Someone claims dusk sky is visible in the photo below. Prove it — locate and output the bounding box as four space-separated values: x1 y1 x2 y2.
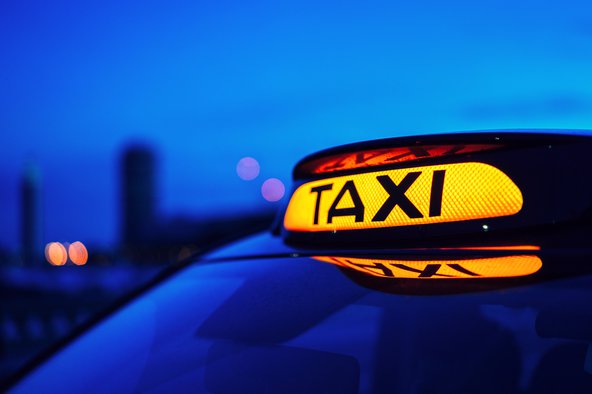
2 0 592 249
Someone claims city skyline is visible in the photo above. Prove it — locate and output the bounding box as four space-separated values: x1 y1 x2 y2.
3 0 592 248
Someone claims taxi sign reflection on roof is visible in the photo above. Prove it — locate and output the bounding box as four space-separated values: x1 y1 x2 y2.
314 255 542 279
299 144 499 174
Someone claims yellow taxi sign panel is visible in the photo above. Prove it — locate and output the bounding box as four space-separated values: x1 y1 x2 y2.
284 162 522 232
314 255 542 279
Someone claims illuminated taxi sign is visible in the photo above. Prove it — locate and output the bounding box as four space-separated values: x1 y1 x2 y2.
314 255 542 279
284 162 522 232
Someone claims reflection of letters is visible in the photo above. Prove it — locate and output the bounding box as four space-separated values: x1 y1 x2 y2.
316 255 539 279
344 259 394 277
393 263 447 278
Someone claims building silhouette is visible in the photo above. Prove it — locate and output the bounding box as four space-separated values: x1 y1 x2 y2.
118 143 276 263
120 145 156 251
20 162 42 265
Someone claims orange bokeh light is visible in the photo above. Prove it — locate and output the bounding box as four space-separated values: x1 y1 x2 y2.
45 242 68 266
68 241 88 266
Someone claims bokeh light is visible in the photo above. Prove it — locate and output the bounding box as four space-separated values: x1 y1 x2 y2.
261 178 285 202
236 157 260 181
68 241 88 266
44 242 68 266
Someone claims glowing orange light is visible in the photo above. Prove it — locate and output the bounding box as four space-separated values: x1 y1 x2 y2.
439 245 540 251
299 144 499 175
68 241 88 266
284 162 522 232
313 255 542 279
45 242 68 266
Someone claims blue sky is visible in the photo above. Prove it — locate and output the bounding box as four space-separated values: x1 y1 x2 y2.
2 0 592 249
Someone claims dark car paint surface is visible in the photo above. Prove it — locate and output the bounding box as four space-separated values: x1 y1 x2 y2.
10 233 592 393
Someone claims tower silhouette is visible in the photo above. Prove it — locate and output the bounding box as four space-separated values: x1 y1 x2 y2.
21 163 41 265
121 145 156 250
